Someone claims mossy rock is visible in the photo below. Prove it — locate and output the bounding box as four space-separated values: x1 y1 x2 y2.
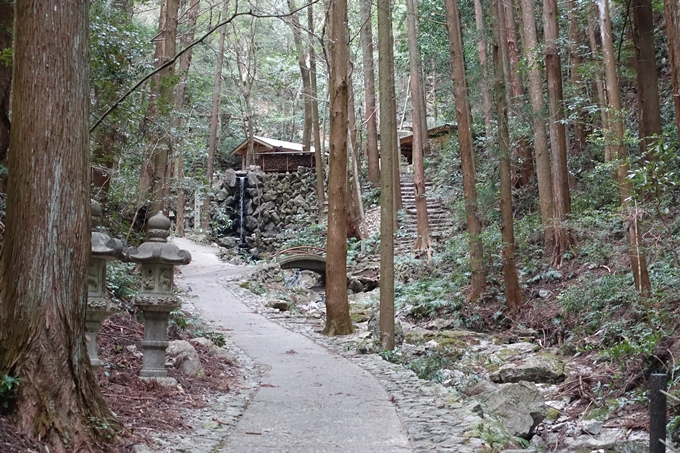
404 329 473 347
350 310 371 323
546 407 561 421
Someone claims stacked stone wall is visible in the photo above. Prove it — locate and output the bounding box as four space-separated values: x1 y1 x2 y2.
211 166 318 254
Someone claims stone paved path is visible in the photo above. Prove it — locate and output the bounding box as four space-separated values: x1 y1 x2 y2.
173 238 413 453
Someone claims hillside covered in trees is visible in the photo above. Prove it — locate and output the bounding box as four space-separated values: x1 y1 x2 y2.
2 0 680 450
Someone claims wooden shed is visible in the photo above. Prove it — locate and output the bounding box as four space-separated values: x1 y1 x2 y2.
230 136 316 173
398 124 456 164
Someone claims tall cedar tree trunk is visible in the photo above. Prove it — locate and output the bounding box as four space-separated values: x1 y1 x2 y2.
202 5 228 231
347 64 367 239
543 0 572 266
492 0 522 312
139 0 179 214
0 1 119 450
360 0 380 187
359 0 380 186
378 0 397 349
665 0 680 139
519 0 556 253
0 1 12 167
406 0 432 257
324 0 354 336
588 13 611 160
568 0 587 154
474 0 493 140
502 0 533 187
308 5 326 220
445 0 486 302
288 0 312 149
175 0 201 237
348 134 368 239
347 64 359 166
632 0 662 161
598 0 651 296
413 3 429 149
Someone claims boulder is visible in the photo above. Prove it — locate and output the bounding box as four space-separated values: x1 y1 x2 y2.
267 299 291 311
247 170 262 187
216 188 228 202
367 310 404 346
560 429 648 453
219 236 238 248
490 353 566 384
245 215 258 232
167 340 204 377
477 381 547 439
224 168 237 188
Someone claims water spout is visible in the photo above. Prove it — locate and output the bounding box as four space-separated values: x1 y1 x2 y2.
238 176 246 247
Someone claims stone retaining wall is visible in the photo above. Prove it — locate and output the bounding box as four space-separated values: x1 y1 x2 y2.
211 166 319 254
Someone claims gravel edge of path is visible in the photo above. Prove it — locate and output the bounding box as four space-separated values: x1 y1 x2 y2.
219 279 513 453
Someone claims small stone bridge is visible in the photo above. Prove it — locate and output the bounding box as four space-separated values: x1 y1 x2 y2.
276 246 326 275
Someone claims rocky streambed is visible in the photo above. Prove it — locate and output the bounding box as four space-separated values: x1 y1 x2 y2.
232 262 651 453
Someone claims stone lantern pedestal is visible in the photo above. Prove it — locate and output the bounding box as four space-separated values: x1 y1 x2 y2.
85 201 124 372
126 212 191 381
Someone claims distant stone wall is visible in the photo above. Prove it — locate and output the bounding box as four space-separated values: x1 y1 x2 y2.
211 166 319 254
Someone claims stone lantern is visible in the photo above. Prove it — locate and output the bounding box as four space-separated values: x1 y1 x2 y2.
86 200 125 372
126 211 191 381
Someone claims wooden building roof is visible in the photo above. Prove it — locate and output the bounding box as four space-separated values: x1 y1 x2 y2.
230 136 315 156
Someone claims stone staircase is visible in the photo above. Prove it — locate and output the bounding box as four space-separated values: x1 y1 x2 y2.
350 174 454 280
395 173 454 254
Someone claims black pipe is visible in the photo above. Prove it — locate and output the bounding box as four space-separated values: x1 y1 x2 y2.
650 373 668 453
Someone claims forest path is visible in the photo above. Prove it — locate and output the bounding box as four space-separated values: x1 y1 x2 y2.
173 238 412 453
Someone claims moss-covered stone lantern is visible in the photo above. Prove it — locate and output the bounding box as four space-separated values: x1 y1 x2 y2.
126 211 191 380
86 200 125 373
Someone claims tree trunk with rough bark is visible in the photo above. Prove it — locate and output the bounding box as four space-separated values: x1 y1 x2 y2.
308 5 325 221
0 2 13 167
174 0 201 237
665 0 680 139
407 0 432 257
543 0 572 266
598 0 651 296
348 136 368 240
474 0 493 140
568 0 587 155
445 0 486 302
378 0 397 349
492 0 522 312
0 1 119 450
519 0 556 253
360 0 380 187
632 0 662 161
139 0 179 215
324 0 354 336
501 0 533 187
587 13 611 160
201 5 228 232
288 0 312 149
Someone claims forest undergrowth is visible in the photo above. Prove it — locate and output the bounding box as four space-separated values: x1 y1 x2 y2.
278 133 680 441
